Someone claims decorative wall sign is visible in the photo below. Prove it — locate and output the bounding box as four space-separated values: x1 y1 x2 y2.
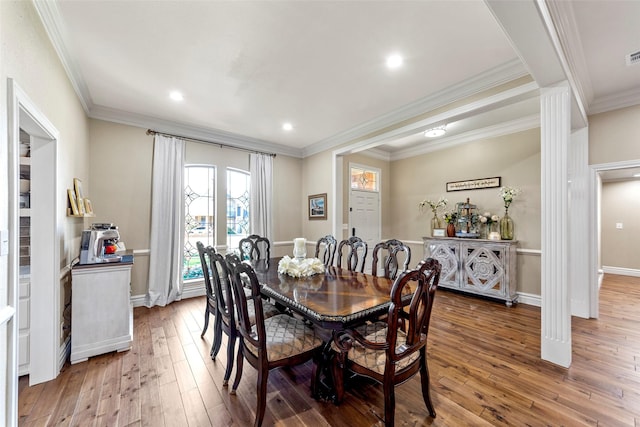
446 177 501 192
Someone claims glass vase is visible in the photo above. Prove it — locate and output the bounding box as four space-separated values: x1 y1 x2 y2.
431 213 441 232
500 209 514 240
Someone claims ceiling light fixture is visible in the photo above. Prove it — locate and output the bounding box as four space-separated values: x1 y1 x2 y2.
386 54 403 69
282 122 293 131
424 125 447 138
633 173 640 178
169 91 184 102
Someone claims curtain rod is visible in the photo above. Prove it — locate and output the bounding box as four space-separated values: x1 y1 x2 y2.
146 129 276 157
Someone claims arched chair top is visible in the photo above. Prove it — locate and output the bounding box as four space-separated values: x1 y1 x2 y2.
238 234 271 261
337 236 368 273
371 239 411 280
314 235 337 267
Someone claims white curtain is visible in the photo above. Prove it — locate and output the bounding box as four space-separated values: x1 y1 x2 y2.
249 153 273 240
146 134 185 307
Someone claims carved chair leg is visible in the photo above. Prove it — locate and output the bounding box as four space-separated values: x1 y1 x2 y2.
223 333 236 386
230 341 244 395
383 379 395 427
210 315 223 360
254 369 269 427
200 305 210 338
420 353 436 417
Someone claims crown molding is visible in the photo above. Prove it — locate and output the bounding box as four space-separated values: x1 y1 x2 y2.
588 88 640 115
90 105 304 158
390 114 540 161
33 0 93 114
302 59 529 158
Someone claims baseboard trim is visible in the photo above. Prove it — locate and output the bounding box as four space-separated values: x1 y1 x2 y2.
602 266 640 278
517 292 541 307
131 283 206 307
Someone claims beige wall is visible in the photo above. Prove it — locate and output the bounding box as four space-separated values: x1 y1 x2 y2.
88 119 303 295
390 128 542 295
601 180 640 270
1 1 91 344
589 104 640 165
302 150 335 242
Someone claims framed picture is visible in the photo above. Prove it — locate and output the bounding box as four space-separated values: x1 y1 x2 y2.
68 189 79 215
84 198 94 215
74 178 84 200
308 193 327 220
432 228 446 237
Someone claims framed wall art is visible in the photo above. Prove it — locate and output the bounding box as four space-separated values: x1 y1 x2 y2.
308 193 327 220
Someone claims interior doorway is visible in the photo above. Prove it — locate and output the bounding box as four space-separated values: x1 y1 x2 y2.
590 160 640 318
8 79 60 390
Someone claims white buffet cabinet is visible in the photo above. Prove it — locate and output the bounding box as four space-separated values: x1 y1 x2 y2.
423 237 518 306
71 258 133 363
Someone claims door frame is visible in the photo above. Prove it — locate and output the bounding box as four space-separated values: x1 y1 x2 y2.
589 158 640 318
7 79 60 390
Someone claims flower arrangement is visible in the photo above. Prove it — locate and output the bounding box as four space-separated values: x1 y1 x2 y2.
278 256 325 278
479 212 500 226
442 211 458 224
418 197 447 215
499 186 521 209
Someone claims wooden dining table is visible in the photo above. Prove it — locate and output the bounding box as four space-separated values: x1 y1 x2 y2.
250 257 402 331
249 257 413 402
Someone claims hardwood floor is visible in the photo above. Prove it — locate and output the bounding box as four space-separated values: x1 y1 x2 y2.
18 274 640 426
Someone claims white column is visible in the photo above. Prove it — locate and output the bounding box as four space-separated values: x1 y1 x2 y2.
540 82 572 367
568 127 590 318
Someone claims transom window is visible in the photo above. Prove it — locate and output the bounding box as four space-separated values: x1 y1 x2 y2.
351 166 379 192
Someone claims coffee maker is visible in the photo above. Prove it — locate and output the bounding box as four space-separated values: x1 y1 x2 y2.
79 223 122 264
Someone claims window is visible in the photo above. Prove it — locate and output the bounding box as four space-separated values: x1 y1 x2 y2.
351 166 379 191
183 166 215 280
227 168 250 249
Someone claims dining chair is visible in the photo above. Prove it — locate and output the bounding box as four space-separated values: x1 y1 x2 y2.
331 258 442 426
314 234 337 267
196 242 222 356
239 234 271 261
210 253 281 386
371 239 411 280
337 236 368 273
226 254 324 427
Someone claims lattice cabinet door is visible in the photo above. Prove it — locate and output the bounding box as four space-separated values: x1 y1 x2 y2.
424 240 460 290
461 244 507 297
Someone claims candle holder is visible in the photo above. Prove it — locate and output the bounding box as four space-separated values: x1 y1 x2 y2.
293 238 306 260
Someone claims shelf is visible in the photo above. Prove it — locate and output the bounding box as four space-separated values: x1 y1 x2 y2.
19 208 31 217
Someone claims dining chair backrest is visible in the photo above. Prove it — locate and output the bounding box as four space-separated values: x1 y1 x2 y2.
210 251 235 330
337 236 368 273
196 241 222 344
314 234 337 267
225 254 265 347
239 234 271 261
387 258 440 352
371 239 411 280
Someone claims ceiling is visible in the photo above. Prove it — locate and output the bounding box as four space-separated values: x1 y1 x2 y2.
35 1 640 159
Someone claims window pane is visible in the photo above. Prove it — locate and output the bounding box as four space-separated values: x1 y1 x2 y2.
227 169 250 249
183 166 215 280
351 167 378 191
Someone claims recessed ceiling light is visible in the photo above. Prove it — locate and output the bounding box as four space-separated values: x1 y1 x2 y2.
386 54 403 69
424 125 447 138
282 122 293 131
633 173 640 178
169 91 184 101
